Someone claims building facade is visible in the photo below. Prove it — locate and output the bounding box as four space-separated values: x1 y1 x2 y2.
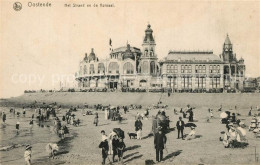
75 24 246 92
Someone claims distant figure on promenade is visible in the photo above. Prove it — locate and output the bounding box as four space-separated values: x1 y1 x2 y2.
24 145 32 165
154 127 167 162
135 118 143 140
23 107 26 117
2 112 6 123
176 117 185 139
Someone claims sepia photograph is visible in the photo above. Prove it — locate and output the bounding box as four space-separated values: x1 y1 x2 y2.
0 0 260 164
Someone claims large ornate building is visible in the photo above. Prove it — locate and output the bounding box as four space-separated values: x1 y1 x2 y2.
75 24 246 92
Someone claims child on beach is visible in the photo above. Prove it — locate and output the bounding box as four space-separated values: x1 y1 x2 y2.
24 145 32 165
99 136 109 165
117 138 126 162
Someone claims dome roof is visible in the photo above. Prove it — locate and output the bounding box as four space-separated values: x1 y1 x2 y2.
123 44 135 60
83 53 88 61
143 24 154 43
88 48 96 62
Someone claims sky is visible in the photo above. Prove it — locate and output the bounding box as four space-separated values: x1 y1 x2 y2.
1 0 260 98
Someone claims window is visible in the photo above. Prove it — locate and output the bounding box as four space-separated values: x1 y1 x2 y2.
210 77 220 88
181 65 192 73
181 77 192 89
90 64 95 74
195 77 206 89
108 62 119 74
210 65 220 74
195 65 206 73
123 62 134 74
98 63 105 74
167 64 178 74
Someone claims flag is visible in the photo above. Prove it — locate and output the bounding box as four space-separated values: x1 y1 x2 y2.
109 38 112 46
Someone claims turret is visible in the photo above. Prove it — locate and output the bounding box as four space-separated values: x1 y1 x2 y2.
222 34 234 62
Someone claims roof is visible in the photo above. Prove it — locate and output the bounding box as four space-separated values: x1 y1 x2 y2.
224 34 232 45
165 51 222 62
143 24 155 43
111 46 141 54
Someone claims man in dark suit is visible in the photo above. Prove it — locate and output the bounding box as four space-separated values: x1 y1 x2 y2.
176 117 185 139
154 127 167 162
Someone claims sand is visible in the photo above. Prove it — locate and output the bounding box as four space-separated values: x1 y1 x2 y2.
0 92 260 164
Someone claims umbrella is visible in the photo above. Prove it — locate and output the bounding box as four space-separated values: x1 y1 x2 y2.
185 123 197 127
237 127 246 136
220 112 228 119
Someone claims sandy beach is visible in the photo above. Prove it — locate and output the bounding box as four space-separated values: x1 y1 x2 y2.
0 92 260 164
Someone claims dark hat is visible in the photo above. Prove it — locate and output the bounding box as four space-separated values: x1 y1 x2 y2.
25 145 32 150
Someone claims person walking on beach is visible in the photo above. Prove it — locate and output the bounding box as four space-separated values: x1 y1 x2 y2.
29 120 33 129
154 127 167 162
16 121 20 134
108 130 117 155
99 136 109 165
112 135 119 162
176 117 185 139
94 113 99 126
2 112 6 123
188 109 194 122
117 137 126 163
24 145 32 165
135 118 143 140
23 107 26 117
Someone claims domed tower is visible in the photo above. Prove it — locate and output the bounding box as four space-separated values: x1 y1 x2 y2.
83 53 88 62
123 43 135 60
222 34 234 62
140 24 158 75
88 48 97 62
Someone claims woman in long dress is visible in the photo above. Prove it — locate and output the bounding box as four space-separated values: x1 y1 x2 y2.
105 109 108 120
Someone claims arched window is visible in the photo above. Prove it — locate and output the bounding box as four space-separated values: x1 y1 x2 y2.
90 64 95 74
142 61 149 73
123 62 134 74
108 62 119 74
150 61 155 74
98 63 105 74
84 65 87 74
145 49 148 56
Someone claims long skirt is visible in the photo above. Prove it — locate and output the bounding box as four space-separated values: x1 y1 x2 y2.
137 130 142 139
108 140 113 155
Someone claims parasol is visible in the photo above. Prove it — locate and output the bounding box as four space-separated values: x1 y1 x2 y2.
185 123 197 127
237 127 246 136
220 112 228 119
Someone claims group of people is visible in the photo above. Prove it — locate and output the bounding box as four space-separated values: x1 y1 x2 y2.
99 130 126 164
